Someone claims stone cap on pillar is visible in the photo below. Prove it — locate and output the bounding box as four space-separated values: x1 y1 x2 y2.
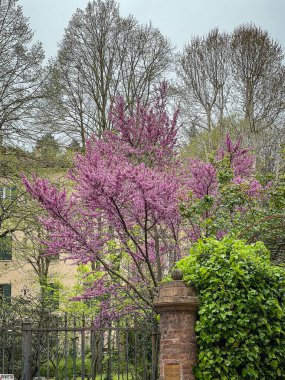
154 271 199 313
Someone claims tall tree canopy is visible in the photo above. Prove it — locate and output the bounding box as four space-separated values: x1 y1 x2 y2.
0 0 44 146
38 0 173 148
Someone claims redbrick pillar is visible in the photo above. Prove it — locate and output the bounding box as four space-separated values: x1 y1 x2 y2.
154 269 199 380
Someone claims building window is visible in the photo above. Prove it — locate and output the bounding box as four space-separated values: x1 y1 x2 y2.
0 283 11 304
0 235 12 260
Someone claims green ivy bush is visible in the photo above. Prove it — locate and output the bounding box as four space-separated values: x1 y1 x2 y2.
177 237 285 379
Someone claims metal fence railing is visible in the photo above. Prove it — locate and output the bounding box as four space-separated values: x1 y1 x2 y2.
0 313 159 380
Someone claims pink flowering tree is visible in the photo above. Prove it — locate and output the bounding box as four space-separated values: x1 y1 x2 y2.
23 84 184 322
23 78 280 322
180 133 271 242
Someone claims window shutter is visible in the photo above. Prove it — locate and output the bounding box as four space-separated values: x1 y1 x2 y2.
0 236 12 260
3 283 11 301
0 283 11 304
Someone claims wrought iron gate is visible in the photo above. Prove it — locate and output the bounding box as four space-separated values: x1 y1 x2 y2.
0 314 159 380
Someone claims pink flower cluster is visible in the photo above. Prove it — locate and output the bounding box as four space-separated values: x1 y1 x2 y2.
216 133 255 178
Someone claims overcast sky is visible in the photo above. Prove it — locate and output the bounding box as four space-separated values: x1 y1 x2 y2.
18 0 285 61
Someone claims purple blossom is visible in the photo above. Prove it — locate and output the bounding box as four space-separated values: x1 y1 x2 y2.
216 133 255 178
186 159 218 199
246 180 263 197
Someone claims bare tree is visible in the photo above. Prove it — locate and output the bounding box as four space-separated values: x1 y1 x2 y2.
38 0 173 147
231 24 285 134
176 28 231 148
230 24 285 174
0 0 44 146
177 24 285 173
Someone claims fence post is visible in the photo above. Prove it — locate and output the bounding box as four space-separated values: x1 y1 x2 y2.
151 324 158 380
154 269 199 380
22 321 32 380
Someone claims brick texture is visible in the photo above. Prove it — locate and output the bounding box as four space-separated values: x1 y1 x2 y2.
154 280 198 380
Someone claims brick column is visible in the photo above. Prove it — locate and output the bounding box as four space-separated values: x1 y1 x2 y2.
154 269 199 380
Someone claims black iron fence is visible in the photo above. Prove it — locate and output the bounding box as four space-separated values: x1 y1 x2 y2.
0 313 159 380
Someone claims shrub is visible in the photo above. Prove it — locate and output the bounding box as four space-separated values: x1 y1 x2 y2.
43 357 91 378
177 237 285 379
